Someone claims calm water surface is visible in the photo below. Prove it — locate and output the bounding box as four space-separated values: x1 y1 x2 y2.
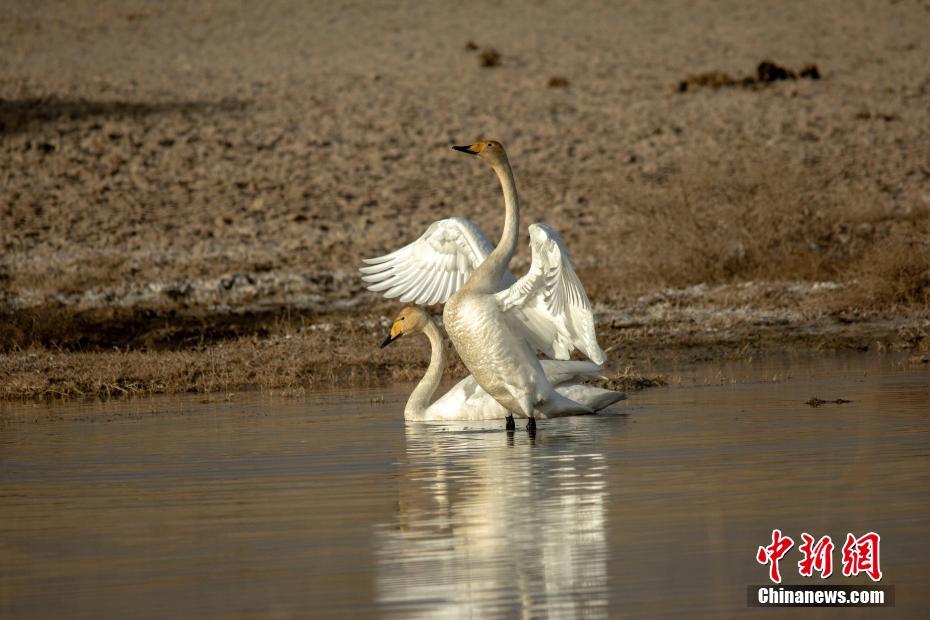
2 353 929 618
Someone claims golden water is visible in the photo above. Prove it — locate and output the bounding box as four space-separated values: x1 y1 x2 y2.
2 353 928 618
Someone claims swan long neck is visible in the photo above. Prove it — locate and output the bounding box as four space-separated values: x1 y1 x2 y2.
469 157 519 291
404 319 446 418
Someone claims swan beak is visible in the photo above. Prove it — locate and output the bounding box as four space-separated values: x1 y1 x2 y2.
452 144 479 155
381 322 403 348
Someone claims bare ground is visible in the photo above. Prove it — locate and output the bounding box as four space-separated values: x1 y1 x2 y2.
2 1 929 400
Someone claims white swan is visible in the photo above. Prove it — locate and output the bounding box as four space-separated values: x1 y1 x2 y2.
381 306 624 422
362 140 606 429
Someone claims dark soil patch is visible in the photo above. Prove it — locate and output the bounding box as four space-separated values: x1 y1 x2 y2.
0 305 311 352
805 397 852 407
678 60 821 93
0 96 248 135
478 48 501 67
854 111 899 122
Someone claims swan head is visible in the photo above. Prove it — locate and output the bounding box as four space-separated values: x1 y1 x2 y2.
380 306 429 348
451 140 507 166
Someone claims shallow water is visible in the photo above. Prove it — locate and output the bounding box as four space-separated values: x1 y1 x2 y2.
2 353 929 618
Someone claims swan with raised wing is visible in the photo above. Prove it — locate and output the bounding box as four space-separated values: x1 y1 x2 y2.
361 140 605 430
381 306 624 422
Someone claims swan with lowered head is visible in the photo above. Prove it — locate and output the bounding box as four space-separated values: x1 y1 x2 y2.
361 140 606 430
381 306 625 422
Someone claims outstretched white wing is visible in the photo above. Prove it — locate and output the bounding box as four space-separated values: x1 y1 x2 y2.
496 223 606 365
359 217 495 306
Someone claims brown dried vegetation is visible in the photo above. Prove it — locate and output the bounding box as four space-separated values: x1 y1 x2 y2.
616 151 930 301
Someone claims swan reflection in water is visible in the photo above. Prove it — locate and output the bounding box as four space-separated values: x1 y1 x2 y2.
375 416 624 618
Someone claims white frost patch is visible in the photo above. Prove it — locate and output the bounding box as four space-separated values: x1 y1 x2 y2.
598 280 847 325
5 270 366 313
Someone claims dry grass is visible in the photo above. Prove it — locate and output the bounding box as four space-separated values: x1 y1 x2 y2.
854 237 930 307
605 148 930 309
596 366 668 392
0 316 448 401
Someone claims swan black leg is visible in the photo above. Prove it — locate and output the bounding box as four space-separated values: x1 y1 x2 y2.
526 417 537 432
505 415 515 431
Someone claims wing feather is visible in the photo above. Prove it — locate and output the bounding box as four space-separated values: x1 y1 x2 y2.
495 223 606 365
359 217 494 305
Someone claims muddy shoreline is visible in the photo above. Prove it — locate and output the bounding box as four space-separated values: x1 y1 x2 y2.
3 279 927 401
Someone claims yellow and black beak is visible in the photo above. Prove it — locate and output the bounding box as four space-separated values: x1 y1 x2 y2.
380 322 403 348
452 143 479 155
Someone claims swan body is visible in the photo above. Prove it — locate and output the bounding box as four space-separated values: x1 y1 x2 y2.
362 140 605 421
382 307 624 421
443 287 590 419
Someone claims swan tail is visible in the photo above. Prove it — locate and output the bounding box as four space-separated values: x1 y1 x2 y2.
556 384 626 412
537 390 594 418
540 360 603 386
